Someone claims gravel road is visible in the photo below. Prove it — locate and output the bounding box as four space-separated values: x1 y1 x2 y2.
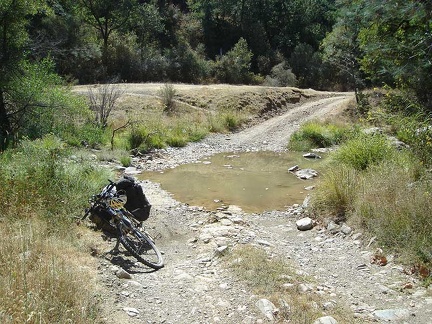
91 91 432 324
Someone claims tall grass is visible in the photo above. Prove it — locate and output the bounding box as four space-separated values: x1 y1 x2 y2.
0 135 112 322
158 83 177 115
0 220 99 324
312 136 432 266
312 165 360 221
351 157 432 263
331 133 394 171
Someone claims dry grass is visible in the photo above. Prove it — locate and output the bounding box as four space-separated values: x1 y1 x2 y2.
225 245 358 323
0 219 100 323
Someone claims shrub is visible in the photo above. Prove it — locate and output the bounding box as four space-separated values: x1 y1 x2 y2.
65 122 110 148
120 155 132 167
263 61 297 87
158 83 177 115
0 135 112 219
166 135 188 147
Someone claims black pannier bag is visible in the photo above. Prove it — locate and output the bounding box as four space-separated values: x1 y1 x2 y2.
89 204 117 234
115 175 151 222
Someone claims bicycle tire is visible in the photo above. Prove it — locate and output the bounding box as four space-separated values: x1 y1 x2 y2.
120 227 164 269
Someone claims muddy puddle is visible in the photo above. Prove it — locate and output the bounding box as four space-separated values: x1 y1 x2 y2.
140 151 325 213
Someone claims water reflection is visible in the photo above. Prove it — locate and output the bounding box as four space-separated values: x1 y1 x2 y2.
140 151 324 213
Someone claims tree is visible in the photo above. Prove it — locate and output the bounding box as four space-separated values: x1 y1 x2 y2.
78 0 135 77
323 0 432 108
0 0 48 150
357 0 432 108
87 82 124 128
214 37 254 84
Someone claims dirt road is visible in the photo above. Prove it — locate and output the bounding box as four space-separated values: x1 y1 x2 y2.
91 88 432 324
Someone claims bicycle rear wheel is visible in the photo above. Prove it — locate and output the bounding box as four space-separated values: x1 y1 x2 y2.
120 227 164 269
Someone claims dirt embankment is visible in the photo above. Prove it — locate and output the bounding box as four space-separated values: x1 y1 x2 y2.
85 85 432 324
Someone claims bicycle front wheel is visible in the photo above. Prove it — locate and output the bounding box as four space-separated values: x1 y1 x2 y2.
120 227 164 269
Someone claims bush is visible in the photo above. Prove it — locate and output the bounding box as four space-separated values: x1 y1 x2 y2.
120 155 132 167
312 139 432 266
7 59 90 145
128 126 165 152
0 135 112 219
312 165 360 220
65 122 110 148
263 61 297 87
158 83 177 115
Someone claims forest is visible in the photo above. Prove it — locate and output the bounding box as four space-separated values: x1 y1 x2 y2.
0 0 431 149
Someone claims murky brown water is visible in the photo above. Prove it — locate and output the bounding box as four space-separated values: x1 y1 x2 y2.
140 151 325 213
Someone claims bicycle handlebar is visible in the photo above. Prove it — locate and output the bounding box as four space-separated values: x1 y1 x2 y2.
81 179 116 220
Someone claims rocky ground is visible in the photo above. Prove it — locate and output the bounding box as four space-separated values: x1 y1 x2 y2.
88 91 432 324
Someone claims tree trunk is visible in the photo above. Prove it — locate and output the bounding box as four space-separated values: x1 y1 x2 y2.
0 89 11 150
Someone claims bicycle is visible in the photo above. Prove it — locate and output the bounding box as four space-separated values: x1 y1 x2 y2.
82 179 164 270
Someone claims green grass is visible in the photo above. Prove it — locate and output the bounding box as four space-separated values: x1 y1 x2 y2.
331 133 395 171
288 120 355 151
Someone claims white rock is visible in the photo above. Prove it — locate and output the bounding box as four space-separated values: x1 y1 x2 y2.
123 307 139 317
340 224 352 235
372 309 410 321
256 298 277 321
313 316 338 324
116 269 132 279
296 217 314 231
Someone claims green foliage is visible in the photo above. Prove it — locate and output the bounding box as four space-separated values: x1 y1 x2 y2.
0 135 112 219
289 43 322 88
205 109 249 133
288 121 355 151
214 38 254 84
366 93 432 166
1 58 91 147
263 61 297 87
312 165 360 221
65 122 110 148
355 154 431 263
127 115 210 152
320 2 365 90
120 155 132 167
325 0 432 107
357 1 432 103
331 133 395 171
